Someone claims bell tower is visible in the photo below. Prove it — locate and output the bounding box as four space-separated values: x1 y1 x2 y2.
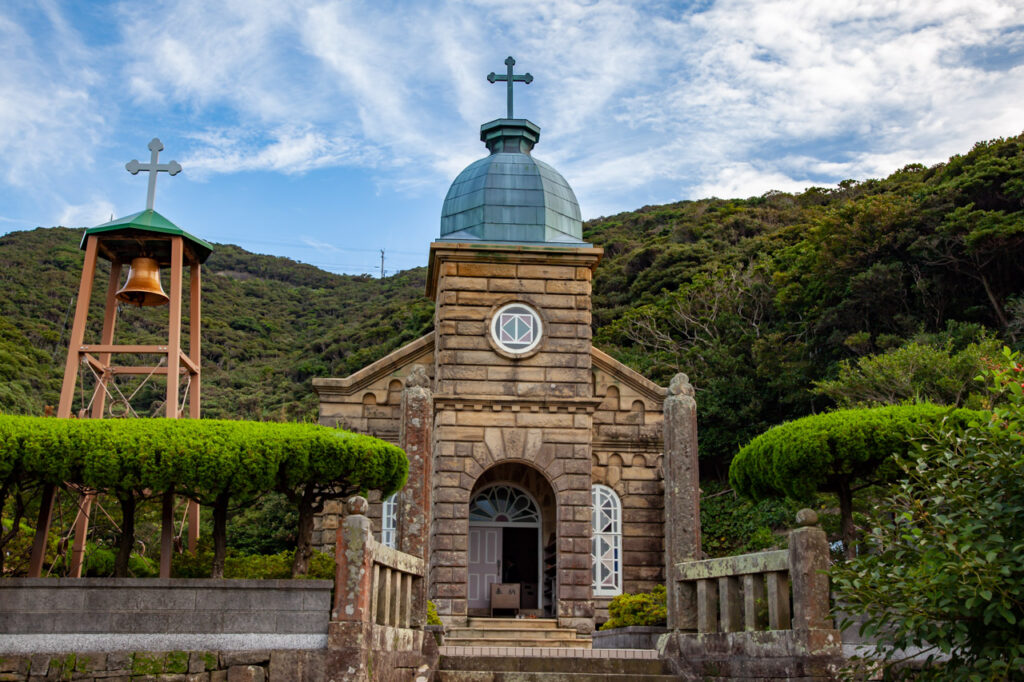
28 138 213 579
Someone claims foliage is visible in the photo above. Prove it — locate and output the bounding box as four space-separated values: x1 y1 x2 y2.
699 480 802 558
729 404 982 557
599 585 667 630
1 135 1022 478
812 335 1000 409
172 547 335 580
426 600 442 626
0 415 405 577
831 348 1024 679
227 492 298 555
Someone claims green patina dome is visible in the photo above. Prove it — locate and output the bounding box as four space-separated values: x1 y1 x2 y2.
440 119 584 244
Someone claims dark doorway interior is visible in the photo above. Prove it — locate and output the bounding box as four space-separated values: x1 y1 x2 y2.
502 526 539 610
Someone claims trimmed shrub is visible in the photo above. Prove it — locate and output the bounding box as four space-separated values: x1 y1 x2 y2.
729 404 982 557
0 415 406 578
599 585 667 630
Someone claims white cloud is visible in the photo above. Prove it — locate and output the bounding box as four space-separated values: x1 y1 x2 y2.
57 198 117 228
0 6 105 188
183 126 382 176
3 0 1024 237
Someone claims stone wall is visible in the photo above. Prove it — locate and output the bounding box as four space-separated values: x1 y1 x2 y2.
0 649 326 682
427 243 602 633
0 578 332 654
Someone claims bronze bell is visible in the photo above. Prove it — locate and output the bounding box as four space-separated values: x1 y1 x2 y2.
116 257 169 307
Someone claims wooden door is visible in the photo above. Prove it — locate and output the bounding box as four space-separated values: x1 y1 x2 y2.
468 526 502 609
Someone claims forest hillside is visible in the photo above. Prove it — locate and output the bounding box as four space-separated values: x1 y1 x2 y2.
2 132 1022 474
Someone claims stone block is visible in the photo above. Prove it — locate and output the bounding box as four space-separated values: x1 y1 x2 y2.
488 277 546 293
456 410 515 427
545 367 590 382
226 665 265 682
545 279 590 294
517 264 575 280
459 262 516 278
441 275 487 290
456 290 502 307
219 652 270 668
0 656 28 674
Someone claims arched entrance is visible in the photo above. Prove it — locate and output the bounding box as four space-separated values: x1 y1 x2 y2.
467 464 557 616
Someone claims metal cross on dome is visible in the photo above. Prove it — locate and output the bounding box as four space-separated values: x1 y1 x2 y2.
125 138 182 211
487 56 533 119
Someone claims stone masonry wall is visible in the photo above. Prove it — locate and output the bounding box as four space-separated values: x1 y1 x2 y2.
0 578 331 654
427 243 602 634
0 649 325 682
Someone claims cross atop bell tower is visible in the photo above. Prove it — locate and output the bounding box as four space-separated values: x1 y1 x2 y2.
126 138 182 211
487 56 533 119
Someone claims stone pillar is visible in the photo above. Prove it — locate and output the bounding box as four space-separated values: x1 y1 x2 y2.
398 364 432 627
663 373 700 631
327 497 374 682
788 509 833 632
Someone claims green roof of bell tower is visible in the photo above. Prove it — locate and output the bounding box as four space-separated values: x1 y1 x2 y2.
439 57 586 245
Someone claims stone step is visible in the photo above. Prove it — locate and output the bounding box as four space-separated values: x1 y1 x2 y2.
467 617 560 629
444 637 592 648
447 627 578 640
439 653 666 676
437 672 678 681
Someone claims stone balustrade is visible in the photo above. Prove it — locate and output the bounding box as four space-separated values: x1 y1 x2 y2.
659 510 842 681
678 548 793 634
328 496 432 681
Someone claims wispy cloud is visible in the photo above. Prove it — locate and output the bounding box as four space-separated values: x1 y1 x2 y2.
0 4 105 188
57 198 117 228
2 0 1024 242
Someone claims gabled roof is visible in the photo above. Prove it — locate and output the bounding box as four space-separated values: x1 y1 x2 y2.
312 333 435 401
312 331 667 406
83 209 213 265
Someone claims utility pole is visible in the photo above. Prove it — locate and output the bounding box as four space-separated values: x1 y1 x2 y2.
380 249 385 279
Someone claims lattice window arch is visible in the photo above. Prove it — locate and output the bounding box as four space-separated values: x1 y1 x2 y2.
469 484 541 525
591 484 622 597
381 493 398 549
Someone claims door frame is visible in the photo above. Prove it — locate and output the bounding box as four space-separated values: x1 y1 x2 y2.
467 483 544 611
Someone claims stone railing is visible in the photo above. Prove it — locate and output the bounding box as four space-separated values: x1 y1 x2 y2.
659 510 842 681
328 496 432 682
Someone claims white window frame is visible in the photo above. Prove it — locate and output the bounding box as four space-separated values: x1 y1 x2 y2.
591 484 623 597
381 493 398 549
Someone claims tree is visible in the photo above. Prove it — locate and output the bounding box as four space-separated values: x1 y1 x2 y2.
812 337 1000 409
831 348 1024 678
729 404 980 558
275 426 407 577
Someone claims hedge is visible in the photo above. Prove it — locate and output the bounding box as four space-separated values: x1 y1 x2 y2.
0 415 407 577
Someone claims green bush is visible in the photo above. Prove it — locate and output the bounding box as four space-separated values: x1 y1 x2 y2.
426 600 442 626
0 415 406 578
700 480 801 557
832 348 1024 678
172 548 334 579
729 403 982 557
599 585 667 630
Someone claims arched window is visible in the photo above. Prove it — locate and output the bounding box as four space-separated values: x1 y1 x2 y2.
381 493 397 549
592 484 622 596
469 484 540 524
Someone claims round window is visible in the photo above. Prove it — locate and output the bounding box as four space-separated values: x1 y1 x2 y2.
490 302 543 355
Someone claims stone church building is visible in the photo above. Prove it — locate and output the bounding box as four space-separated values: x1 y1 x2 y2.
312 110 695 634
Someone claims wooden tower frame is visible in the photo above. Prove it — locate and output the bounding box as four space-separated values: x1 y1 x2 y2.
28 212 212 578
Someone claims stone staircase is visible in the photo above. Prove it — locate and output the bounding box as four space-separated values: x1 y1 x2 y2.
437 618 677 681
443 617 590 649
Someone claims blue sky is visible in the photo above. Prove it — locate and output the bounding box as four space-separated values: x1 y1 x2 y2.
2 0 1023 275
